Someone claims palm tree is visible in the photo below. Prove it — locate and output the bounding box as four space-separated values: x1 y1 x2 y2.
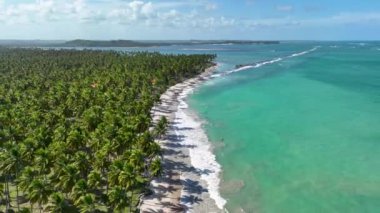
107 186 129 212
118 163 145 212
0 183 4 205
19 138 38 163
0 146 23 211
18 166 37 209
72 179 89 202
108 160 123 187
0 152 11 212
73 151 90 179
19 208 32 213
34 148 51 179
75 193 98 213
93 144 112 193
18 167 36 192
66 128 85 151
45 192 69 213
118 163 136 189
149 158 162 178
55 164 80 195
136 132 154 154
28 179 52 213
128 149 144 173
87 170 102 189
154 116 168 139
145 141 161 159
0 49 216 212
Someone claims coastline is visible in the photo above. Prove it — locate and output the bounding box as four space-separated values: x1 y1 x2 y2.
140 65 226 212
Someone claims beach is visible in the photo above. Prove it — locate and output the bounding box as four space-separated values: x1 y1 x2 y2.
140 65 226 213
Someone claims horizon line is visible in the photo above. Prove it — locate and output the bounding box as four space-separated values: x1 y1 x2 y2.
0 39 379 42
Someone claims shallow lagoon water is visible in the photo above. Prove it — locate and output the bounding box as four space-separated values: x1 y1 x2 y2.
188 42 380 212
60 42 380 212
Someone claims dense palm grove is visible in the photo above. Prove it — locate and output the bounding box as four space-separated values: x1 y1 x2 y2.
0 48 215 212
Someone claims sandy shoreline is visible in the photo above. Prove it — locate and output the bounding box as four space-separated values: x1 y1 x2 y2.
140 65 225 213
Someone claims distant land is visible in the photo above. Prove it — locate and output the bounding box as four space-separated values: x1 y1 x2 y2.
0 39 280 47
0 40 64 47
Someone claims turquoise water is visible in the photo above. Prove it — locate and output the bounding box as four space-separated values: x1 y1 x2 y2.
187 42 380 212
58 42 380 212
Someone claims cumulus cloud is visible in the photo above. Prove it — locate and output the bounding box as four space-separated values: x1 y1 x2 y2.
108 1 156 25
0 0 379 33
0 0 229 27
1 0 58 23
0 0 82 23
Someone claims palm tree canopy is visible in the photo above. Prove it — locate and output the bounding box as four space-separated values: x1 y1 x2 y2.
0 47 215 212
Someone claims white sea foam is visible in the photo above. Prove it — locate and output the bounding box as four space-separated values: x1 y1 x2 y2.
212 43 234 46
350 42 368 47
182 48 227 51
222 46 320 76
255 57 283 66
175 86 227 210
211 73 223 78
229 65 255 73
288 46 319 58
169 46 320 210
225 57 283 75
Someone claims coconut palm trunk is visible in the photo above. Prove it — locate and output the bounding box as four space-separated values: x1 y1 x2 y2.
130 190 134 212
15 169 20 211
5 174 10 212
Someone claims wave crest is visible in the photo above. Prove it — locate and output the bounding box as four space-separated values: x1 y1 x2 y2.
176 87 227 210
222 46 320 76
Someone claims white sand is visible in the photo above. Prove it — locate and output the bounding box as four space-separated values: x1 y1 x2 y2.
140 66 225 213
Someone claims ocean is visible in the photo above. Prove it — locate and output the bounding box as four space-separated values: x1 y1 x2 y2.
51 42 380 212
184 42 380 212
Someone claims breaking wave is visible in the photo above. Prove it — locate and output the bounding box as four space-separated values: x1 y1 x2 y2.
212 46 320 78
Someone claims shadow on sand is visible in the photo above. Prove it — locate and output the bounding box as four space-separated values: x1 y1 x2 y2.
142 109 213 212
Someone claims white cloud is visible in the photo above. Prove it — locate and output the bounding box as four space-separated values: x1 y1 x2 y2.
331 12 380 24
0 0 379 34
0 0 225 26
243 12 380 30
276 5 293 12
0 0 58 23
110 1 155 22
244 18 299 29
66 0 86 14
296 12 380 27
205 3 217 11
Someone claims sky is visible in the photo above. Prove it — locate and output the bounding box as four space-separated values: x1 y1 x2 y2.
0 0 379 40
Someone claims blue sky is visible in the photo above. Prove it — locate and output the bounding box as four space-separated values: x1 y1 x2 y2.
0 0 379 40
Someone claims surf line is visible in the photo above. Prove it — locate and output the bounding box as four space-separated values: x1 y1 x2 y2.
212 46 320 77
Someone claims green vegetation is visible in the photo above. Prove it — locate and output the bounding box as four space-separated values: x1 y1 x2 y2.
0 48 215 212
